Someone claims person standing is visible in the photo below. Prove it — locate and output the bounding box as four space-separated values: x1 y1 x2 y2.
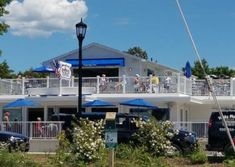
35 117 43 137
151 74 159 93
164 76 171 93
134 74 140 92
3 112 11 131
100 74 108 92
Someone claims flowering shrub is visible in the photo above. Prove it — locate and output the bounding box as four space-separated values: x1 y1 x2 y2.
70 118 105 162
131 119 175 156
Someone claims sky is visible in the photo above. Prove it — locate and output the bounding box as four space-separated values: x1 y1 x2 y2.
1 0 235 73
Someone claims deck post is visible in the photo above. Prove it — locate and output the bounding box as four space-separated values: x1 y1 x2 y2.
46 76 50 88
97 75 100 94
22 77 25 95
177 74 181 93
122 75 126 94
230 77 234 96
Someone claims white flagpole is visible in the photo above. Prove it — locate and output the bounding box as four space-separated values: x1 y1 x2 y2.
176 0 235 152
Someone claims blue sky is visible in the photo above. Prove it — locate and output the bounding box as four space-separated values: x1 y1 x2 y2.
1 0 235 73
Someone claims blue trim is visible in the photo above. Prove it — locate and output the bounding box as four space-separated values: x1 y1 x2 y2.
66 58 125 67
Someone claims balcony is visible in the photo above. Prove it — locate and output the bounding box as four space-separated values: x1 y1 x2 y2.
0 75 234 96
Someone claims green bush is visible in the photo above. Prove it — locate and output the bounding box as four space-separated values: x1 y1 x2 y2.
115 144 168 167
131 119 175 156
52 119 105 166
71 118 105 162
224 159 235 167
0 150 40 167
189 148 207 164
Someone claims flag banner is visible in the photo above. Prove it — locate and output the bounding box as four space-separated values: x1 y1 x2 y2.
51 60 72 79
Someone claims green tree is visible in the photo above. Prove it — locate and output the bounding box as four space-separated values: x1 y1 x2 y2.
126 46 148 60
0 0 11 55
0 60 14 78
191 59 210 79
184 58 235 79
210 66 235 78
19 68 48 78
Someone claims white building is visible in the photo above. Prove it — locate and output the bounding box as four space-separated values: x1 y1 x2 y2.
0 42 234 139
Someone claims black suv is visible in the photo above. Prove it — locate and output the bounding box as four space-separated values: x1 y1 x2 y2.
0 131 30 152
52 112 197 153
207 111 235 152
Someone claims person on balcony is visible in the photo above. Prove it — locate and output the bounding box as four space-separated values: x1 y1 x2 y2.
164 76 171 93
100 74 108 92
151 74 159 93
134 74 140 92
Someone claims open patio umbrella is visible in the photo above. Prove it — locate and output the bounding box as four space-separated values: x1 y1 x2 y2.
3 99 39 108
184 61 192 78
33 66 55 73
82 100 115 107
120 98 158 109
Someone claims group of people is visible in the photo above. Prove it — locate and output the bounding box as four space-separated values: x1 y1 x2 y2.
133 73 171 93
98 73 171 93
2 113 58 138
34 117 59 138
3 112 21 132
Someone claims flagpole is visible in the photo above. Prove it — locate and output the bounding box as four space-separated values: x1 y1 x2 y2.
176 0 235 152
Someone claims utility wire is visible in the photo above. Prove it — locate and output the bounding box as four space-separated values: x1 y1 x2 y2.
176 0 235 152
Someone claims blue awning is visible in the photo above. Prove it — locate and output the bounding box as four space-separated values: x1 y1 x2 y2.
66 58 125 67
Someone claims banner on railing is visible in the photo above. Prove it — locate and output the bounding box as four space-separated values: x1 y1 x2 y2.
51 60 72 79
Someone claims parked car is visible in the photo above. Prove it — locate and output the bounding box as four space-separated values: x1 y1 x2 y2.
169 129 197 154
52 112 197 154
0 131 30 152
207 111 235 152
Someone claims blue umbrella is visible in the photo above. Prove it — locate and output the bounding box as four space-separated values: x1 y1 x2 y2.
83 100 115 107
33 66 55 73
184 61 192 78
120 98 158 109
3 99 39 108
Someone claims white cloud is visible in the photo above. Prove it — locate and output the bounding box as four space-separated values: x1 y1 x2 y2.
2 0 88 37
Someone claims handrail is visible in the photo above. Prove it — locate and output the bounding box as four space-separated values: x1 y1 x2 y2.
0 76 234 96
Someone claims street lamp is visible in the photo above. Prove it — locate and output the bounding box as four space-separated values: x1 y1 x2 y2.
76 18 87 114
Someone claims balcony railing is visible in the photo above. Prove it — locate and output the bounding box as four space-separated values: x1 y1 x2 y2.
0 75 235 96
0 121 64 139
0 121 208 139
173 122 208 139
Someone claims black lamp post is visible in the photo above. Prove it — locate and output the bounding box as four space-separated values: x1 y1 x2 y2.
76 18 87 114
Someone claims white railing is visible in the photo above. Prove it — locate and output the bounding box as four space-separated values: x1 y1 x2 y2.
173 122 208 138
0 121 64 139
1 75 235 96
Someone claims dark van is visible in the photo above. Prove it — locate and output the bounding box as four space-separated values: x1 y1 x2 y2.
52 112 197 153
52 112 143 142
207 111 235 151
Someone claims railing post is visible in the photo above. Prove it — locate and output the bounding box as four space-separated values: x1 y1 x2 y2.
30 122 33 139
184 77 187 94
59 79 62 96
72 76 75 87
122 75 126 94
230 78 234 96
204 122 207 138
22 77 25 95
10 79 13 95
97 75 100 94
46 76 50 88
177 74 181 93
149 75 153 93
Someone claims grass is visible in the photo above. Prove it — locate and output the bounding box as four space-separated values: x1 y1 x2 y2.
25 153 227 167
